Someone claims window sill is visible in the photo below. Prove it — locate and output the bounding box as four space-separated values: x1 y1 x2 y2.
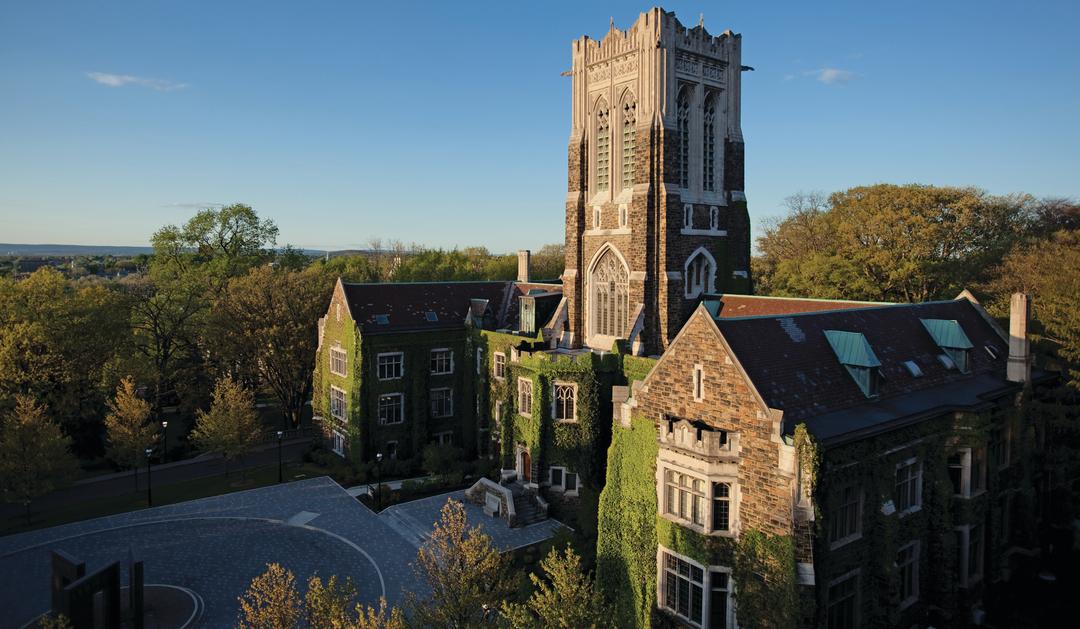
660 513 734 537
897 505 922 518
330 371 348 378
555 418 579 424
828 533 863 551
679 227 728 237
377 376 402 381
429 371 454 377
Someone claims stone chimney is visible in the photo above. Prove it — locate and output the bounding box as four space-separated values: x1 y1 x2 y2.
517 250 531 283
1006 293 1030 383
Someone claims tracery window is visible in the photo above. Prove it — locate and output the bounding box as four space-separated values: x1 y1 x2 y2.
553 382 577 422
677 87 691 188
589 248 629 338
596 101 611 192
622 98 636 189
685 250 715 298
703 92 717 191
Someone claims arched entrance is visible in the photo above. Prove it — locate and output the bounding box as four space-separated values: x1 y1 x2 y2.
517 448 532 483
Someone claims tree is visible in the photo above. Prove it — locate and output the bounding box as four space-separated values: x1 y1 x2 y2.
0 395 78 523
104 376 157 489
501 545 612 629
152 203 279 284
755 184 1035 302
213 265 333 428
407 498 515 627
304 574 356 629
190 375 261 476
237 563 302 629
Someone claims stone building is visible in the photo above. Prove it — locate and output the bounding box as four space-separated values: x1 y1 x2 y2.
310 8 1057 628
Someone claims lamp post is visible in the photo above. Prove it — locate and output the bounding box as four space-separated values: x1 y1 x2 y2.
276 430 284 483
144 447 153 507
161 420 169 463
375 452 383 511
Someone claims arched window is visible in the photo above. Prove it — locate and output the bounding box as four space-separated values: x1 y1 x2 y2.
622 97 637 189
596 101 611 192
677 86 691 188
703 91 717 191
685 249 716 298
590 248 629 338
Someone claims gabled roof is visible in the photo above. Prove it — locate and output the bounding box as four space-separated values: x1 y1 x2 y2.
711 298 1030 443
339 279 564 336
342 281 513 335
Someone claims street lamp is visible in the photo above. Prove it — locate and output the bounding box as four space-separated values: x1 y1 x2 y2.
276 430 284 483
144 447 153 507
161 420 169 463
375 452 383 511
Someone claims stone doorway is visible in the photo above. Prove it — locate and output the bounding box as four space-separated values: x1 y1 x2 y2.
517 449 531 483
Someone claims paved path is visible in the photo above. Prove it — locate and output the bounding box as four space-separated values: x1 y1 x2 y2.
0 477 566 627
0 439 311 522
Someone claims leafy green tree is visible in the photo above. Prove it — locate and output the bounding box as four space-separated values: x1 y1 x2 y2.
152 203 279 284
104 376 157 489
237 563 302 629
756 185 1035 302
213 265 333 428
0 395 78 523
501 545 613 629
190 375 261 476
407 498 515 627
0 268 130 455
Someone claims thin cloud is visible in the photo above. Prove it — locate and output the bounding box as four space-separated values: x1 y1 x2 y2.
805 67 857 85
86 72 189 91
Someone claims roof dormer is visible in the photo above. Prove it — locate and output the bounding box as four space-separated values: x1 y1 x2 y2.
920 319 973 374
824 330 882 398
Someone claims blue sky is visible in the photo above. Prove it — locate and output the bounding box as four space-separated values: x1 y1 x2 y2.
1 1 1077 252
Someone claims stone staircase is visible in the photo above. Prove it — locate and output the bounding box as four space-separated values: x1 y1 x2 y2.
507 481 547 527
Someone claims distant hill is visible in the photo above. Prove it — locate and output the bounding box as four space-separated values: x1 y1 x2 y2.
0 243 337 257
0 243 156 256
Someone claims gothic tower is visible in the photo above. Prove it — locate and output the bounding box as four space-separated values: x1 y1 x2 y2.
561 8 751 355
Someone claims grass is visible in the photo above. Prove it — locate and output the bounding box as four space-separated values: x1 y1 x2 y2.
0 462 329 537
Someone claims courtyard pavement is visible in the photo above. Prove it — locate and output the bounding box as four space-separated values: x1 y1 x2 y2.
0 476 565 627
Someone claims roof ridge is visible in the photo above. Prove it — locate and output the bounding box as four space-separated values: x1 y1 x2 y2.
341 280 512 287
714 299 961 322
710 293 893 305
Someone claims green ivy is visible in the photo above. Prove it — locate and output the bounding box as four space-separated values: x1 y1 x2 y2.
733 530 798 629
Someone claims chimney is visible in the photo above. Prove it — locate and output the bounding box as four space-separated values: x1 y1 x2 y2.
517 250 531 283
1006 292 1030 383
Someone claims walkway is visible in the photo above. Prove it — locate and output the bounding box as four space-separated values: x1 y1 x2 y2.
0 477 565 627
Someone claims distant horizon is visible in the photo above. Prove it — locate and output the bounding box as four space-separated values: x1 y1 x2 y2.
2 1 1077 250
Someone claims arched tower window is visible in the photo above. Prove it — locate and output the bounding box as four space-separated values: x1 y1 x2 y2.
596 101 611 192
677 86 691 189
622 96 637 189
590 248 629 338
685 249 716 298
703 92 717 191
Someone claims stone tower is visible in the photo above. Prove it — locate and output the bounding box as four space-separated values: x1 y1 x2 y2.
561 8 751 355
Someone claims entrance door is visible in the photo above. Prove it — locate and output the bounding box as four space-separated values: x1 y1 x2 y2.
518 450 532 482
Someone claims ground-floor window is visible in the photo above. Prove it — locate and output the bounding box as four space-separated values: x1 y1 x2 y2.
331 431 345 456
378 393 404 425
385 441 398 460
896 541 919 609
827 570 859 629
434 431 453 446
659 548 734 628
548 466 579 495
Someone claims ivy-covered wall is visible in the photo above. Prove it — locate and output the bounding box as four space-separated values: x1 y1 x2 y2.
311 285 364 460
810 401 1034 628
479 329 617 488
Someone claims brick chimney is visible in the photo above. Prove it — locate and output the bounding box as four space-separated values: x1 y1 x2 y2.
1006 293 1030 383
517 250 531 283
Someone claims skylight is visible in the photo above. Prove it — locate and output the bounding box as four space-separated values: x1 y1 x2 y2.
425 311 439 322
375 314 389 325
824 330 882 398
903 360 924 378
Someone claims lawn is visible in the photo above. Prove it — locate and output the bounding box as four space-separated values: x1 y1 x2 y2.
0 462 329 537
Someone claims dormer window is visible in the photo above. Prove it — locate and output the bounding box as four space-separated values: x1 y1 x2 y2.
903 360 923 378
824 330 882 398
425 311 439 322
920 319 973 374
375 314 389 325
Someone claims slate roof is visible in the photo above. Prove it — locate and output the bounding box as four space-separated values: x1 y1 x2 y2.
705 294 888 319
712 298 1042 444
340 280 563 335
